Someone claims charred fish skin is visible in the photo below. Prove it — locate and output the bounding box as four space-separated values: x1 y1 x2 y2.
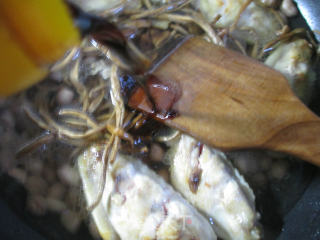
79 144 217 240
170 135 261 240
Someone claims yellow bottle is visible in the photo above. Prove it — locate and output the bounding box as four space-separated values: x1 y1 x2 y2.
0 0 80 96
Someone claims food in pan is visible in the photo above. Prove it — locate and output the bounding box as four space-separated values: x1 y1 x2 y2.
7 0 318 239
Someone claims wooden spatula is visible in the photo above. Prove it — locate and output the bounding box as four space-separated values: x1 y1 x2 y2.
134 37 320 166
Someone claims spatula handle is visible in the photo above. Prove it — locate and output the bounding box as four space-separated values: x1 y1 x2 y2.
263 119 320 166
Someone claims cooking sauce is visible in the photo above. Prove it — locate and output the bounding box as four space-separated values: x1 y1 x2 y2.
126 74 180 120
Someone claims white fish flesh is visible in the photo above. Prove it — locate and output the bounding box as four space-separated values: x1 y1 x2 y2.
264 38 314 103
78 145 120 240
170 134 261 240
68 0 141 13
78 144 217 240
193 0 284 44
